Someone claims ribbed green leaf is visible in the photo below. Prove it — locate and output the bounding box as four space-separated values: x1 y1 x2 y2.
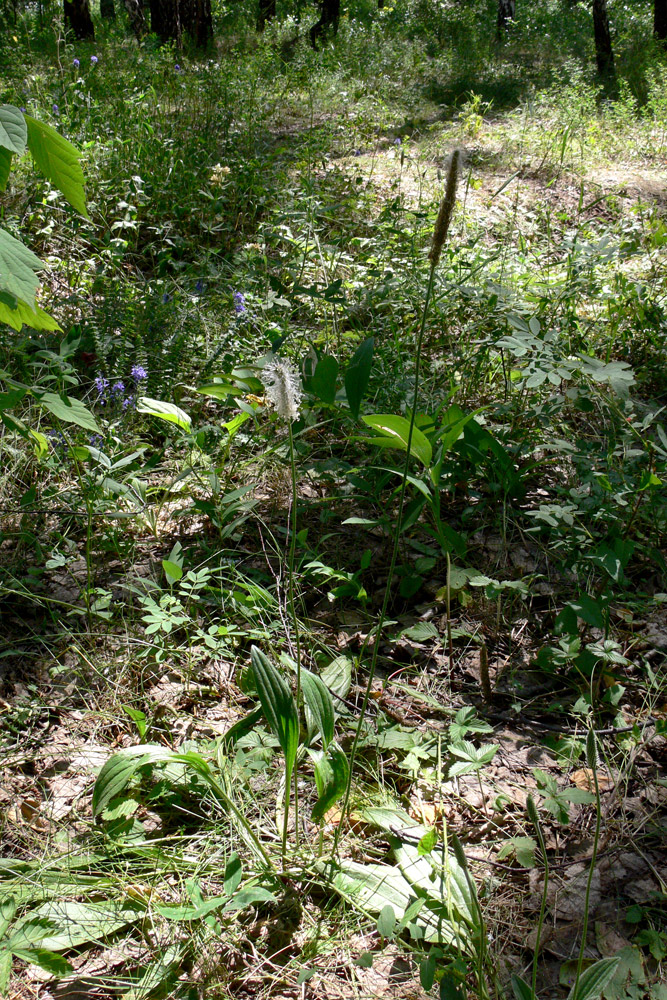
39 392 101 434
250 646 299 781
0 149 12 192
0 293 60 332
362 414 433 466
569 958 621 1000
301 668 335 748
345 337 373 419
136 397 191 431
310 745 348 822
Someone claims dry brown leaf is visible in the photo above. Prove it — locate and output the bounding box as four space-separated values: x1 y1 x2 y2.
571 769 613 792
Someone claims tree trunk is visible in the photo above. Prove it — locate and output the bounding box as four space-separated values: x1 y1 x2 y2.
63 0 95 40
496 0 515 40
257 0 276 32
310 0 340 49
655 0 667 41
124 0 147 37
592 0 615 79
149 0 211 47
100 0 115 19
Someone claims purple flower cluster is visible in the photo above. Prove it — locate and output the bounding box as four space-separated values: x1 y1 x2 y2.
94 365 147 412
233 291 246 315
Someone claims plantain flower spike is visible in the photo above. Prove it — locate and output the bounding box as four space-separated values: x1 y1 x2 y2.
428 148 460 269
261 357 302 422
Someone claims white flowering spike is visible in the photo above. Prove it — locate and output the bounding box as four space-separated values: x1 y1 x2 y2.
261 358 302 423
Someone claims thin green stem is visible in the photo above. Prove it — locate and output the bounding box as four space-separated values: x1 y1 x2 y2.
287 422 301 848
573 730 602 1000
330 263 437 867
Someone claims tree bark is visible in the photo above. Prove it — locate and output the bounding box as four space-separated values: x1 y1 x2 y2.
655 0 667 41
496 0 515 40
592 0 615 79
100 0 115 20
149 0 212 47
257 0 276 32
124 0 147 38
63 0 95 40
310 0 340 49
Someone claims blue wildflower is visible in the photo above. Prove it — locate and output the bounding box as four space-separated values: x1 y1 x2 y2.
233 291 246 315
20 107 26 113
90 55 98 64
89 433 103 449
195 279 205 294
394 137 401 145
122 396 135 411
175 64 181 72
73 58 80 68
131 364 148 382
52 104 59 114
111 380 125 398
94 374 109 401
161 292 171 304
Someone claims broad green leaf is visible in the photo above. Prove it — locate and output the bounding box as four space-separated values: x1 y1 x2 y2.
377 904 396 939
250 646 299 782
136 396 191 431
30 430 49 459
121 943 184 1000
361 413 433 466
417 827 438 855
568 957 621 1000
9 948 72 977
39 392 101 433
320 656 352 705
196 382 243 399
0 106 26 154
344 336 373 419
155 896 230 921
310 745 349 822
222 887 276 912
12 901 143 951
92 752 150 817
25 115 88 217
0 227 42 307
511 973 536 1000
162 559 183 584
420 955 436 991
301 668 335 748
0 150 12 192
0 898 16 939
223 854 242 896
327 859 467 947
310 354 339 404
0 951 11 996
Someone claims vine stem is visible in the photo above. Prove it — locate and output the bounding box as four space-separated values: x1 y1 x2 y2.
329 262 437 867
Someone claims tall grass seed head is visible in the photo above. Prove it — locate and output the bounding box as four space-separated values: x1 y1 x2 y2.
428 148 460 268
261 358 302 422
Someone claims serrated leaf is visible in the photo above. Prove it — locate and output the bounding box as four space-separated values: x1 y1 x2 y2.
39 392 100 433
0 227 42 307
10 948 72 977
136 397 191 432
301 668 335 748
24 115 88 217
0 105 26 154
0 293 62 332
